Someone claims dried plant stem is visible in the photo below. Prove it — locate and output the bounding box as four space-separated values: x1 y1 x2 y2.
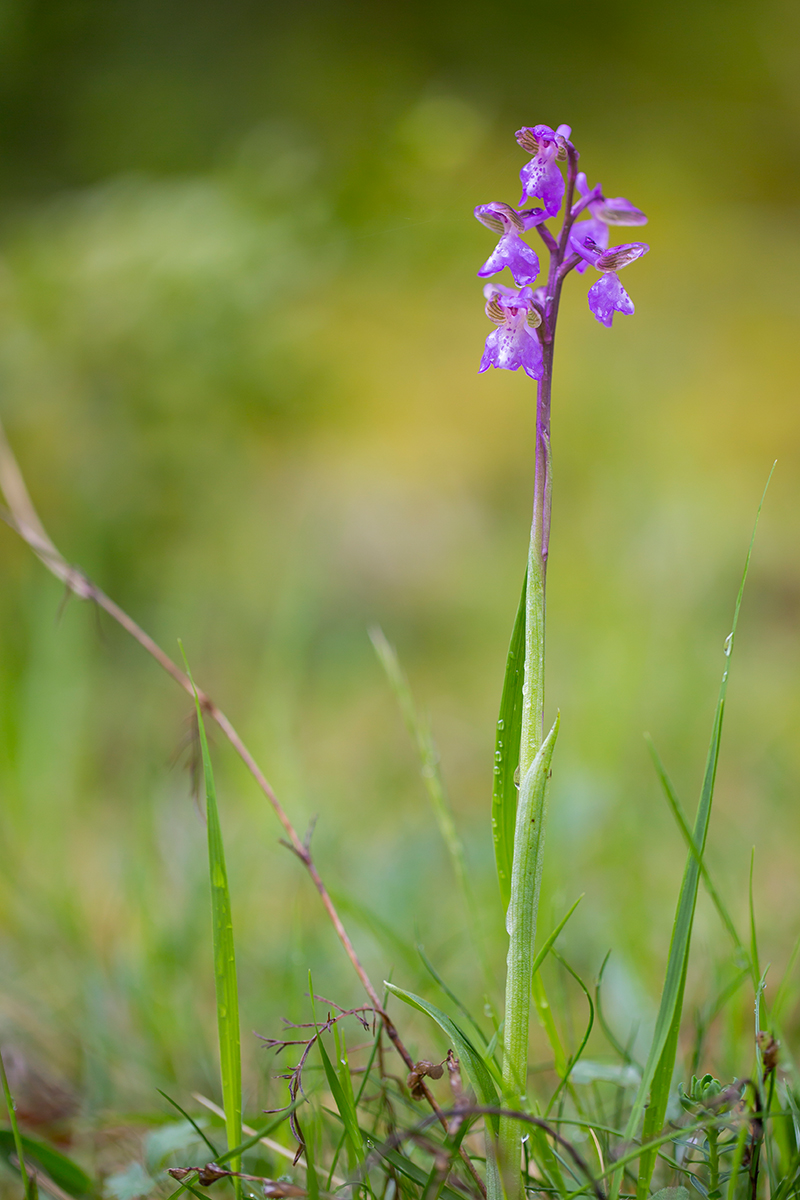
0 420 485 1199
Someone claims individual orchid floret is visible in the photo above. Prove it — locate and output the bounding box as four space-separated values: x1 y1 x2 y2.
479 283 543 379
586 242 649 328
474 202 543 287
515 124 573 217
569 173 648 274
575 171 647 226
568 219 609 273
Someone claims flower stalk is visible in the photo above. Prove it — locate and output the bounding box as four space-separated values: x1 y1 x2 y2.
475 124 649 1199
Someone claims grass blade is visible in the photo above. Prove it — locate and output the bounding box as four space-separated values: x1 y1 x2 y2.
330 889 419 972
595 952 637 1066
624 468 773 1200
417 943 495 1055
216 1100 305 1165
491 570 527 912
157 1089 220 1160
545 950 595 1117
532 973 568 1081
363 1133 467 1200
181 645 242 1198
0 1047 35 1200
303 1127 320 1200
193 1093 341 1182
772 930 800 1023
531 896 584 980
645 735 745 958
369 628 489 981
0 1129 93 1200
317 1032 362 1168
749 848 761 988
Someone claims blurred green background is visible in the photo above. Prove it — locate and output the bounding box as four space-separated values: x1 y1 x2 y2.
1 0 800 1131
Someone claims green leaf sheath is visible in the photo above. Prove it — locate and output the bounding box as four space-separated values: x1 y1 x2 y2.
498 717 559 1191
492 569 527 912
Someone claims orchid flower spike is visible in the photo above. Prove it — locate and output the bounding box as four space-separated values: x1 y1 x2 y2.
474 202 545 287
515 124 573 217
479 283 544 379
475 122 651 370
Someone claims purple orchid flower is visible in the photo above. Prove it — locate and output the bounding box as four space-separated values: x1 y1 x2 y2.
569 173 648 274
479 283 544 379
585 242 650 328
476 123 651 368
474 202 544 287
515 124 573 217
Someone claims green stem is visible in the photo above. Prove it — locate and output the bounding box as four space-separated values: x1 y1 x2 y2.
497 368 553 1197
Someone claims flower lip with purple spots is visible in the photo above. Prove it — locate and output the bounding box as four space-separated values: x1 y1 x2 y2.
587 272 635 328
479 283 544 379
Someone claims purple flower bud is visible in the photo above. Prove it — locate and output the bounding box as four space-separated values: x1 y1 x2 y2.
568 217 609 274
479 283 544 379
515 123 573 217
474 203 541 287
586 273 635 327
595 196 648 226
576 172 647 226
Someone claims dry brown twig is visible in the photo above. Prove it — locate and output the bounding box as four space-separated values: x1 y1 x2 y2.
258 1002 373 1161
0 419 486 1198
